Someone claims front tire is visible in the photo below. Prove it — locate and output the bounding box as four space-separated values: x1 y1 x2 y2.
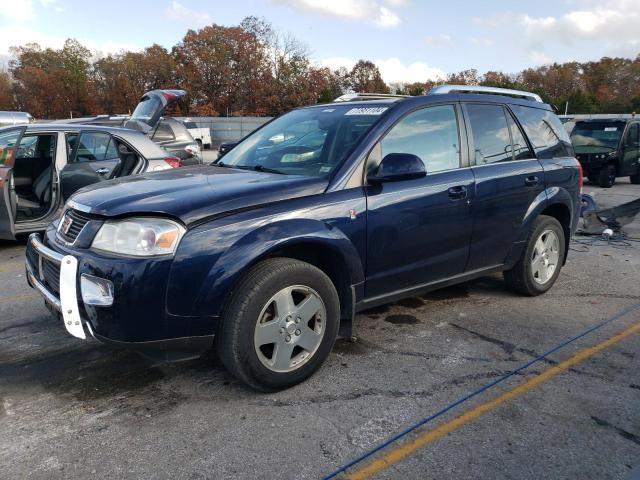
598 164 616 188
216 258 340 391
504 215 565 296
630 172 640 184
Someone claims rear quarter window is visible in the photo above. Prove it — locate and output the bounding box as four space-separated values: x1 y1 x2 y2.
510 105 573 158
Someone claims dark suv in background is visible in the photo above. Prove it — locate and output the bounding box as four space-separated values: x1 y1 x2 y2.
26 85 581 391
571 118 640 187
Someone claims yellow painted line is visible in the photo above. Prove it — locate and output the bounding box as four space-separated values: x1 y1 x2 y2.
345 320 640 480
0 293 41 304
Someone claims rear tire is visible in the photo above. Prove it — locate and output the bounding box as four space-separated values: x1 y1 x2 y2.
216 258 340 391
598 164 616 188
630 172 640 185
504 215 565 296
196 139 203 150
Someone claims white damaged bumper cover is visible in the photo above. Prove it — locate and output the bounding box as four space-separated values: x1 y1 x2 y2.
25 233 86 339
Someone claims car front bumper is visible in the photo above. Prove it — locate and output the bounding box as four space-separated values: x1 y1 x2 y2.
26 233 89 339
25 231 215 361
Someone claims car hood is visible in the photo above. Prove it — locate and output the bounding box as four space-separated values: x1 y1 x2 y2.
69 166 328 226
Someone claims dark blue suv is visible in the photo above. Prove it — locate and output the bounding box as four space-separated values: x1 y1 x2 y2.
25 86 582 391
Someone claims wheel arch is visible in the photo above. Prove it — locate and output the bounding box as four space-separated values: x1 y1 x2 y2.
539 202 571 265
186 218 365 322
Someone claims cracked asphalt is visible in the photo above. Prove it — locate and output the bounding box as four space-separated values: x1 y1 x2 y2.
1 179 639 479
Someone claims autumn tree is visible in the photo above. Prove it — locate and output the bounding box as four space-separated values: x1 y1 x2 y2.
348 60 389 93
0 71 14 110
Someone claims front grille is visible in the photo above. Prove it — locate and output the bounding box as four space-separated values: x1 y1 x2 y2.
42 259 60 294
58 209 93 243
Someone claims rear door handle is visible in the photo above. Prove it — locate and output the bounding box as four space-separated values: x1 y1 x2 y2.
448 185 467 200
95 167 110 175
525 175 539 187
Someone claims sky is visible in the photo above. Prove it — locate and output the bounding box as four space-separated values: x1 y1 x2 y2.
0 0 639 84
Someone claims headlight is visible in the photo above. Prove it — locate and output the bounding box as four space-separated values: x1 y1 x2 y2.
91 218 185 256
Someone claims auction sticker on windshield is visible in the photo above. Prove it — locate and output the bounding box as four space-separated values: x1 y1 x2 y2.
345 107 388 116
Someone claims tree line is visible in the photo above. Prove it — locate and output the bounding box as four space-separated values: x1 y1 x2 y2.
1 16 639 119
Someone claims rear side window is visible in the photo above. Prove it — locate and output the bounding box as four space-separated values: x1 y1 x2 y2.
380 105 460 173
506 112 534 160
511 105 573 158
75 132 119 162
466 104 512 164
152 123 175 142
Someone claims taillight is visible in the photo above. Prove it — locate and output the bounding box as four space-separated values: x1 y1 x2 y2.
164 156 182 168
577 161 583 194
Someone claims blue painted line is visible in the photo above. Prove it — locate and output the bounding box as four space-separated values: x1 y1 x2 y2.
323 302 640 479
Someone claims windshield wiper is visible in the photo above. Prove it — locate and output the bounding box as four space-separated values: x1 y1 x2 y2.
233 164 285 175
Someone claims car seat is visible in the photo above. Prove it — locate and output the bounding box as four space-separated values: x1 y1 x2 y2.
17 166 52 210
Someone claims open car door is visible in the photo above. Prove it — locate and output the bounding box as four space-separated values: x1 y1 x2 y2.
123 89 186 135
0 127 26 240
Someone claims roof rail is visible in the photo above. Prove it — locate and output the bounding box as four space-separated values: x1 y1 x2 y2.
428 85 543 103
333 93 410 102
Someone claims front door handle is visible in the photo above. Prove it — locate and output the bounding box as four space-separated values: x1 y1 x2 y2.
525 175 539 187
448 185 467 200
95 167 110 175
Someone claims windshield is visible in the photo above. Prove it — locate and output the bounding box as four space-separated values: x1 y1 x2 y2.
130 96 163 126
571 122 624 152
217 104 389 176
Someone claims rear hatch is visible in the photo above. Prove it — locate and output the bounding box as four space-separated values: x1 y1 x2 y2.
123 89 186 133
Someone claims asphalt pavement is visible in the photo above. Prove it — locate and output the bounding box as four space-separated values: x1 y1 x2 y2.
0 178 638 479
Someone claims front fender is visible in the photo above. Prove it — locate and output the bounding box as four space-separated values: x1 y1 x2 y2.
167 192 367 320
197 219 363 316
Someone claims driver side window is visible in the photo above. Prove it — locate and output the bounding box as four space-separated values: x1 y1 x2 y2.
379 105 461 173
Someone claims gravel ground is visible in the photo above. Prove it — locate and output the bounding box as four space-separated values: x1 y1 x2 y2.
0 179 638 479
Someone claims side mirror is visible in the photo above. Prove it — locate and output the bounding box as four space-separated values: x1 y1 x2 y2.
367 153 426 184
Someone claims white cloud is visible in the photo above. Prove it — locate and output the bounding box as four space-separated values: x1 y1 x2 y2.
0 25 142 57
0 0 34 21
273 0 405 27
320 56 357 71
164 1 211 26
375 57 445 83
425 34 452 48
470 37 494 47
474 0 640 65
0 0 63 20
320 56 445 84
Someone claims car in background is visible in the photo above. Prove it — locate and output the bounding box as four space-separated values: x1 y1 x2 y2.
0 124 183 239
180 118 212 150
571 118 640 187
25 85 581 391
64 90 203 166
0 111 34 127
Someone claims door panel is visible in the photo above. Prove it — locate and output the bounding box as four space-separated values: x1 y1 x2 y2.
0 127 26 239
463 103 544 270
364 104 474 299
621 123 639 176
365 169 475 298
60 131 122 201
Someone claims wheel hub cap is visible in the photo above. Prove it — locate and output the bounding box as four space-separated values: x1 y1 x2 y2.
254 285 326 373
531 229 560 285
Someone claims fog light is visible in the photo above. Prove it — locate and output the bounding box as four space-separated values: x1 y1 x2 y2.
80 274 114 306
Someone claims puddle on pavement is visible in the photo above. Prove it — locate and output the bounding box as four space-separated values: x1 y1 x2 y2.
384 314 420 325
